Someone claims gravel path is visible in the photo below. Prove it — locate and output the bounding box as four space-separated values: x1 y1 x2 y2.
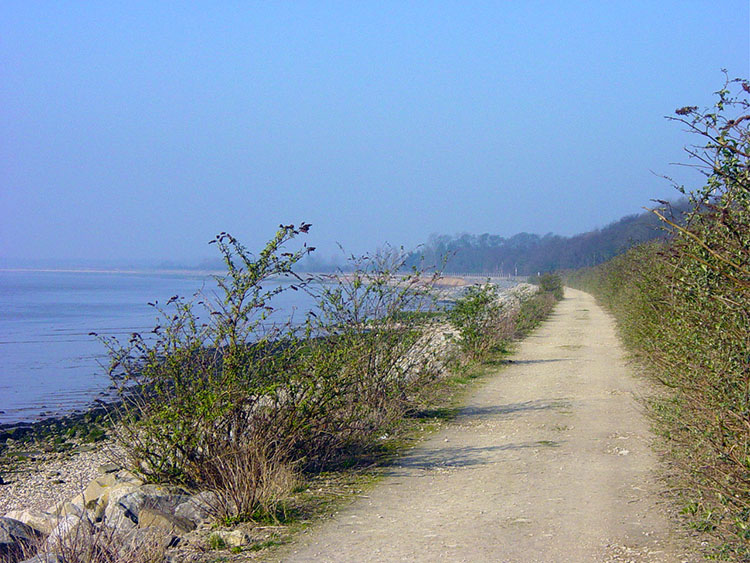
272 289 703 562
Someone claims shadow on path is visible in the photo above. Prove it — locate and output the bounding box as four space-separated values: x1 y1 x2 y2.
502 358 567 365
459 399 572 419
389 441 563 473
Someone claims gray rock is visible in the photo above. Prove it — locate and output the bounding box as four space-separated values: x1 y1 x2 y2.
137 484 190 506
48 500 84 520
0 517 41 563
174 491 218 526
100 482 139 508
138 507 194 535
104 490 146 530
3 511 58 536
45 514 93 550
103 487 189 531
97 463 120 475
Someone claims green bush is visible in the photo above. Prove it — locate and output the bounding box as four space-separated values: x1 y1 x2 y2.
101 225 315 517
270 246 442 468
448 283 512 361
538 273 564 300
101 230 441 520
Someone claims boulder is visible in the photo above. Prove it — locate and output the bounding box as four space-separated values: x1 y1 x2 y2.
48 500 84 520
82 474 118 508
101 483 140 509
174 491 217 526
44 514 93 550
3 511 57 536
104 486 189 531
104 490 146 531
0 517 42 562
137 507 194 535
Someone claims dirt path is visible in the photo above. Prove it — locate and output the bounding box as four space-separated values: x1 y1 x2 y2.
273 289 702 562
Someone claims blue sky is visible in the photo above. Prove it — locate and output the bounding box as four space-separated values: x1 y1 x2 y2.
1 2 748 264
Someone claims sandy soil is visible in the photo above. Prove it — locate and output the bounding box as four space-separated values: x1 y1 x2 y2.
272 289 704 562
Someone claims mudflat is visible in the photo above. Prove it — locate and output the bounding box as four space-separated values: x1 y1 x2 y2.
272 288 702 562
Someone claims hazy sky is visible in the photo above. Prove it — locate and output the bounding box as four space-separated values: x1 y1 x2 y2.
2 2 748 264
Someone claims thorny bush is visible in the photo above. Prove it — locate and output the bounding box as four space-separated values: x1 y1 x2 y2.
99 225 314 519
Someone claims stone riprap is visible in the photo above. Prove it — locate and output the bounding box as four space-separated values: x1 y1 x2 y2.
1 466 216 563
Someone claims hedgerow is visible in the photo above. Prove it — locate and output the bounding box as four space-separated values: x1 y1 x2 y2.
567 75 750 560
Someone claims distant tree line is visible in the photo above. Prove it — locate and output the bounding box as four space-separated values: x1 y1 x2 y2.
406 201 690 275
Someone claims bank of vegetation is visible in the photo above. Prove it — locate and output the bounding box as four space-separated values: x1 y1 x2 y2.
567 77 749 560
103 228 562 512
0 226 563 562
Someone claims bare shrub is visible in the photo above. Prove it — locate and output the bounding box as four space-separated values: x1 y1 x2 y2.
21 516 167 563
196 440 299 523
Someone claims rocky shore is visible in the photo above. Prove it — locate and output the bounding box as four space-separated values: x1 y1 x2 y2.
0 427 238 562
0 441 122 515
0 405 118 512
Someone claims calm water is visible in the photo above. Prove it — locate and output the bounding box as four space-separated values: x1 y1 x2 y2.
0 270 315 424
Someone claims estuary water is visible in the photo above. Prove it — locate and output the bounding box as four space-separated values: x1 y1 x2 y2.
0 270 316 425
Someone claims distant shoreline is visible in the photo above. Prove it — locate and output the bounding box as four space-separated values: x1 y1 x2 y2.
0 268 512 287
